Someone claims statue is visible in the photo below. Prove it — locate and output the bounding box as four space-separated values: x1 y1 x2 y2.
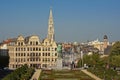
57 44 62 58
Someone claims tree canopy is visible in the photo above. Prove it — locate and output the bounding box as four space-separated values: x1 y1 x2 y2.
110 41 120 56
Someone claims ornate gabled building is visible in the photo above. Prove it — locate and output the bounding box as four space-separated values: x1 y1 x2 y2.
8 9 58 69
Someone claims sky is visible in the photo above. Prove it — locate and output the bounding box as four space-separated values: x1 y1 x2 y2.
0 0 120 43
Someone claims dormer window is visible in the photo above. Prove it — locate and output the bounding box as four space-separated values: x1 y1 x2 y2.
21 42 23 46
36 41 38 45
18 42 20 46
30 41 32 45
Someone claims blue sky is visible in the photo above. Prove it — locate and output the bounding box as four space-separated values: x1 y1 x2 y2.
0 0 120 42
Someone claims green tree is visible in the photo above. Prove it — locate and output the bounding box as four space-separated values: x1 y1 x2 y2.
110 41 120 56
77 59 82 67
109 41 120 67
83 53 100 67
110 55 120 67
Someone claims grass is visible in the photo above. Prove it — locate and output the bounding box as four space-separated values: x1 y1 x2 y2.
39 69 94 80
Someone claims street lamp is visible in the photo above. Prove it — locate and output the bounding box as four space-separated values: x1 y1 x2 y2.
81 51 83 68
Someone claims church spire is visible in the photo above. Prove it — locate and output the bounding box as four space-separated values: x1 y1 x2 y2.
47 8 54 42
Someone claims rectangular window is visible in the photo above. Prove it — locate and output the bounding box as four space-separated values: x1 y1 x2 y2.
39 58 41 61
48 53 50 56
16 48 17 51
21 53 23 56
36 58 38 61
16 53 17 56
27 48 29 51
33 48 35 51
39 53 41 56
43 53 44 56
36 47 38 51
55 53 57 56
39 48 41 51
46 53 47 56
27 59 29 62
55 48 57 51
27 53 29 56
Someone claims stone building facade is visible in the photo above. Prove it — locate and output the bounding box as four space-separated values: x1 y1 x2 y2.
8 9 58 69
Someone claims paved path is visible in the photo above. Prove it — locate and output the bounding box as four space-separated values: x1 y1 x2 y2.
30 69 41 80
81 69 102 80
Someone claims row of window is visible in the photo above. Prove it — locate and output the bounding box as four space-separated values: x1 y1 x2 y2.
15 53 57 57
11 63 55 68
17 41 39 46
15 58 57 62
16 47 57 51
17 41 52 46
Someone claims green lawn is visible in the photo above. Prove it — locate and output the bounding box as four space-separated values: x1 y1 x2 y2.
39 69 94 80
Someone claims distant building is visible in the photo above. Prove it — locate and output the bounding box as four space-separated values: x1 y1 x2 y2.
7 9 58 69
88 35 109 54
62 43 72 52
103 35 109 49
0 43 8 56
88 39 104 52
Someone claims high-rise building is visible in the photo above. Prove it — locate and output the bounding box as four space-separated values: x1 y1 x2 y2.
8 9 58 69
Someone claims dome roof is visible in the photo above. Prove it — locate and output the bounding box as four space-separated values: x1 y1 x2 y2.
104 35 108 39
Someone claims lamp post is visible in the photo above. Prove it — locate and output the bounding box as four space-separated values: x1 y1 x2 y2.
81 51 83 68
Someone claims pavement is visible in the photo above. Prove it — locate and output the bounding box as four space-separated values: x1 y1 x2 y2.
81 69 102 80
30 69 41 80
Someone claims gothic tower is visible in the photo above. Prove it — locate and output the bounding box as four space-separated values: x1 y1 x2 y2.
47 9 54 42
